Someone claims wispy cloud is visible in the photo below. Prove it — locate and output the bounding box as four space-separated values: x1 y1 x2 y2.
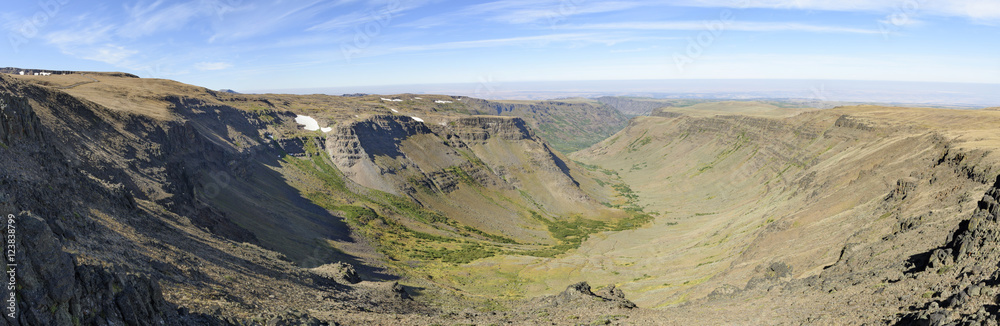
564 21 879 34
82 44 140 66
672 0 1000 24
118 1 201 38
45 21 141 66
194 62 233 71
118 0 254 39
389 33 626 52
208 0 362 42
401 0 647 28
46 23 115 46
486 1 645 24
307 0 431 32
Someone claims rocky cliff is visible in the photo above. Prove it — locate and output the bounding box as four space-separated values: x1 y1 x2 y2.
324 114 602 241
462 98 628 153
0 87 229 325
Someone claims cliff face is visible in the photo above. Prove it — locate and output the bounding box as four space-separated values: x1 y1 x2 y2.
0 74 432 325
326 115 439 195
324 114 599 240
0 85 229 325
0 93 45 145
462 98 628 153
596 96 672 116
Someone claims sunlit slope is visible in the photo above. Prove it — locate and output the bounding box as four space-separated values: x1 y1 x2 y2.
558 105 1000 308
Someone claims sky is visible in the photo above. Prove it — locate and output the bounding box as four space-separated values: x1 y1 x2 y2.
2 0 999 93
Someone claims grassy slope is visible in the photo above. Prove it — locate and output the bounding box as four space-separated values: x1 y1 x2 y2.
562 105 1000 309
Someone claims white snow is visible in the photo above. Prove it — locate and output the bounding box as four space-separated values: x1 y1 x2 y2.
294 115 332 133
414 97 422 100
381 98 402 102
391 108 399 113
411 116 424 122
435 100 453 104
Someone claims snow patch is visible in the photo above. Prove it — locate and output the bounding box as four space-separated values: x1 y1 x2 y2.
381 98 402 102
294 115 332 133
411 116 424 122
414 97 422 100
391 108 399 113
435 100 453 104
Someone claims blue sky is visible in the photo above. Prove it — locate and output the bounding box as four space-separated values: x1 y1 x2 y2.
2 0 999 92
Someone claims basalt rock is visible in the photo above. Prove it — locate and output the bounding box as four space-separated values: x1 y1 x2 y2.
536 282 636 310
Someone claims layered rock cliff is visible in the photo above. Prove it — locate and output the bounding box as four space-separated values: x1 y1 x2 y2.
324 114 602 241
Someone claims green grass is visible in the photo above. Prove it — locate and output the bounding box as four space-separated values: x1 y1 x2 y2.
445 166 479 186
463 226 518 244
413 243 499 264
281 137 654 269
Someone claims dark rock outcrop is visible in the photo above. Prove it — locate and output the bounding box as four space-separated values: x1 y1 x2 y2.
536 282 636 310
0 93 44 145
311 262 361 284
5 212 228 326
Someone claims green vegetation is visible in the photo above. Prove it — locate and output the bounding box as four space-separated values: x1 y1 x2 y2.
625 131 651 153
279 134 655 299
413 243 499 264
463 226 518 244
445 166 479 186
572 160 601 171
693 131 750 176
522 208 653 257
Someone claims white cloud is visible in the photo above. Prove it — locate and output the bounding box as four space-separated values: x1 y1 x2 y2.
489 1 646 24
208 0 361 42
307 0 432 32
671 0 1000 24
390 33 625 52
194 62 233 71
401 1 648 28
565 21 879 34
117 0 254 39
81 44 141 66
46 23 139 66
46 23 115 47
118 1 200 38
